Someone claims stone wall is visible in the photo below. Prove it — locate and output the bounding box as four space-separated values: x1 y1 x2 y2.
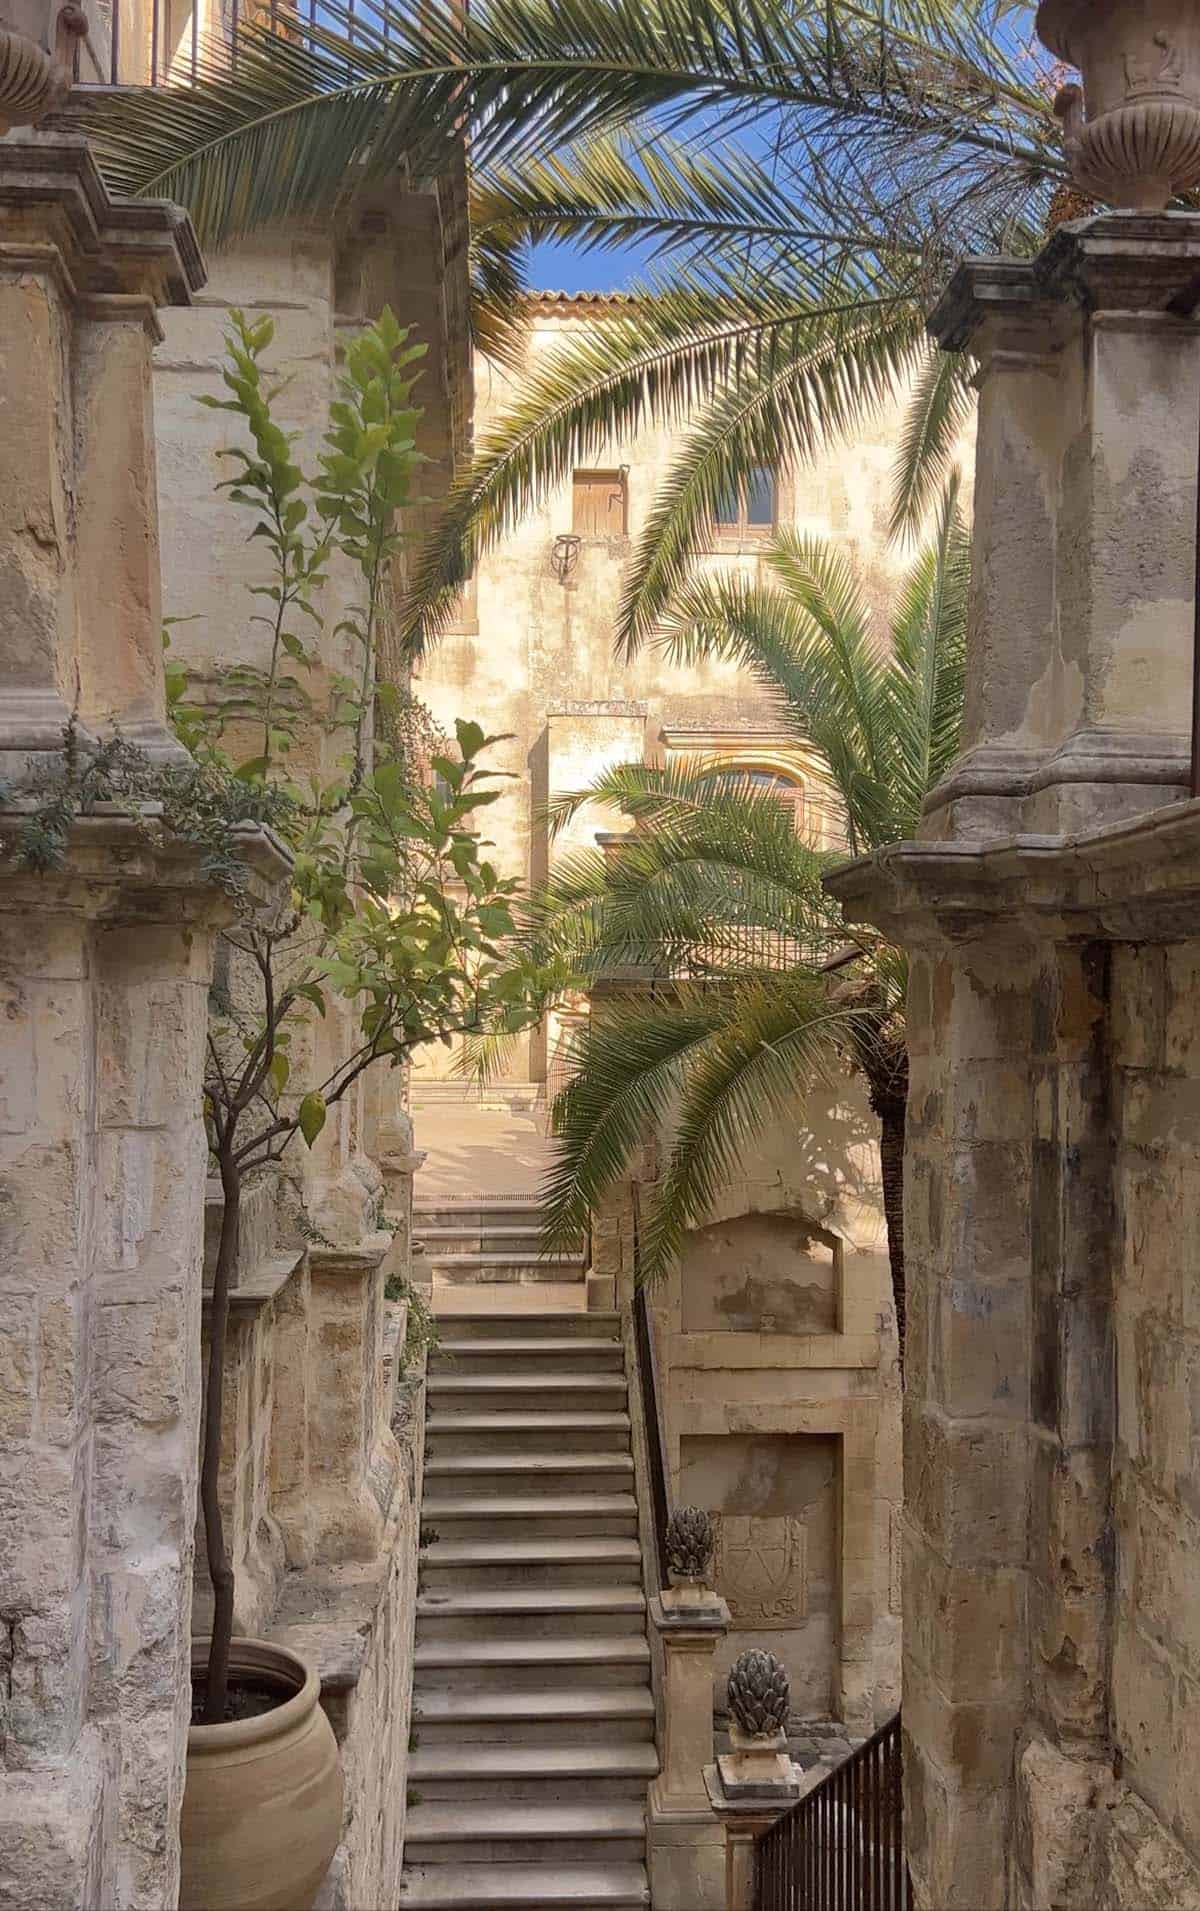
148 192 464 1902
0 136 293 1911
829 204 1200 1911
599 1063 901 1733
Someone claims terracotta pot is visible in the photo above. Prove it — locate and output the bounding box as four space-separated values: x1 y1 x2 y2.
181 1638 343 1911
1038 0 1200 209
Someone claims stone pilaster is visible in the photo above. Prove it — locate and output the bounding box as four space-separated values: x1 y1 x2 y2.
831 198 1200 1904
0 136 203 771
0 131 289 1911
926 214 1200 838
0 824 283 1911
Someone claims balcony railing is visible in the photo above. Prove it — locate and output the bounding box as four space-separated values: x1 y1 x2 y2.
73 0 393 91
756 1712 911 1911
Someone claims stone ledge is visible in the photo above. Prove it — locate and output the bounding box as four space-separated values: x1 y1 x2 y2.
0 132 205 303
668 1330 879 1371
827 798 1200 947
202 1253 304 1317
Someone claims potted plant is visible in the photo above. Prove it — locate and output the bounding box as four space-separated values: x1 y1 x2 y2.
11 309 534 1910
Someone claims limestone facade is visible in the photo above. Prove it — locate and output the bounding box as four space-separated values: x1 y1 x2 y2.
0 133 284 1911
413 296 909 1749
414 293 947 1088
607 1079 902 1742
831 206 1200 1907
145 184 469 1903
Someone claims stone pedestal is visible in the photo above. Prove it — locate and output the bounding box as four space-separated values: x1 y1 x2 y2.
704 1745 800 1911
0 137 202 772
648 1586 730 1911
926 214 1200 839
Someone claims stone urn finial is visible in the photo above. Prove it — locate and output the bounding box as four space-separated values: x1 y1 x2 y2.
727 1648 790 1741
1038 0 1200 210
0 4 88 136
665 1504 714 1583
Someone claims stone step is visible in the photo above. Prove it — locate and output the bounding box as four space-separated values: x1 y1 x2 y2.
425 1411 632 1456
419 1535 644 1590
415 1202 553 1231
426 1313 621 1343
416 1584 646 1641
409 1742 659 1803
416 1224 548 1248
411 1684 656 1746
430 1338 623 1374
404 1801 646 1866
400 1862 650 1907
414 1633 651 1690
427 1374 628 1415
420 1493 638 1541
424 1452 634 1498
431 1255 588 1287
433 1282 589 1316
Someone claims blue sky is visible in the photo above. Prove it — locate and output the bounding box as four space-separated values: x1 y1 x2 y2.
522 4 1042 294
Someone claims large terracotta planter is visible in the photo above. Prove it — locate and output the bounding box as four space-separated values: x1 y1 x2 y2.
181 1639 343 1911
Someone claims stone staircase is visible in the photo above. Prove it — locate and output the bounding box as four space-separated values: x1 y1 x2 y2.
401 1312 655 1910
413 1200 587 1298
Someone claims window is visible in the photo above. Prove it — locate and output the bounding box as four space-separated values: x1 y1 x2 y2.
741 767 804 829
572 469 628 537
711 467 777 540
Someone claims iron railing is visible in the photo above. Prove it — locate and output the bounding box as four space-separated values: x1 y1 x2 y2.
756 1712 910 1911
74 0 402 92
629 1187 672 1592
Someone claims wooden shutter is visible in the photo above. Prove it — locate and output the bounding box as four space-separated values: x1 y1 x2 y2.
572 470 627 536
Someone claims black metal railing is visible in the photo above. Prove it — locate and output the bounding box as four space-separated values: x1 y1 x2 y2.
630 1187 672 1592
75 0 400 92
756 1712 910 1911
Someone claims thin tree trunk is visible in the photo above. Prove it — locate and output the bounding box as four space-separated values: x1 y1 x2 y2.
875 1093 907 1373
200 1149 239 1724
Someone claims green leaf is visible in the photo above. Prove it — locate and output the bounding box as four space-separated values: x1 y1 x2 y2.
455 718 485 760
298 1092 327 1148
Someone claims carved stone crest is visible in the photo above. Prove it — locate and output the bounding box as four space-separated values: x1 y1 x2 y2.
712 1513 806 1627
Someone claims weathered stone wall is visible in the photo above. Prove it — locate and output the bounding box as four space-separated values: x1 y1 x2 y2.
600 1065 901 1732
149 196 462 1903
1109 942 1200 1886
0 138 255 1911
828 206 1200 1911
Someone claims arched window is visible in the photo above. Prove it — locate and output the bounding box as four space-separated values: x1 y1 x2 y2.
738 766 804 829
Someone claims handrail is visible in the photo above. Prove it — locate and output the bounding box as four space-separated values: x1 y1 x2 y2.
756 1711 910 1911
629 1185 673 1593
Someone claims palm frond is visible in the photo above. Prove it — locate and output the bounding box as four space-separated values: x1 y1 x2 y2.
538 992 730 1250
889 346 977 542
399 280 891 653
612 297 928 656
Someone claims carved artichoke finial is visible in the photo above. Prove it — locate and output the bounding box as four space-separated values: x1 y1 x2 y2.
664 1504 713 1581
727 1649 790 1738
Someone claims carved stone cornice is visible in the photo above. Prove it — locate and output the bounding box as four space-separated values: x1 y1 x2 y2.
0 134 205 308
929 212 1200 357
0 811 293 922
827 798 1200 948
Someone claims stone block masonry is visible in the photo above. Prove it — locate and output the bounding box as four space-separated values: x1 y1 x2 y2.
830 193 1200 1906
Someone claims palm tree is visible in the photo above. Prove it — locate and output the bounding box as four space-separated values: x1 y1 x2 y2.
527 477 969 1360
86 0 1066 646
